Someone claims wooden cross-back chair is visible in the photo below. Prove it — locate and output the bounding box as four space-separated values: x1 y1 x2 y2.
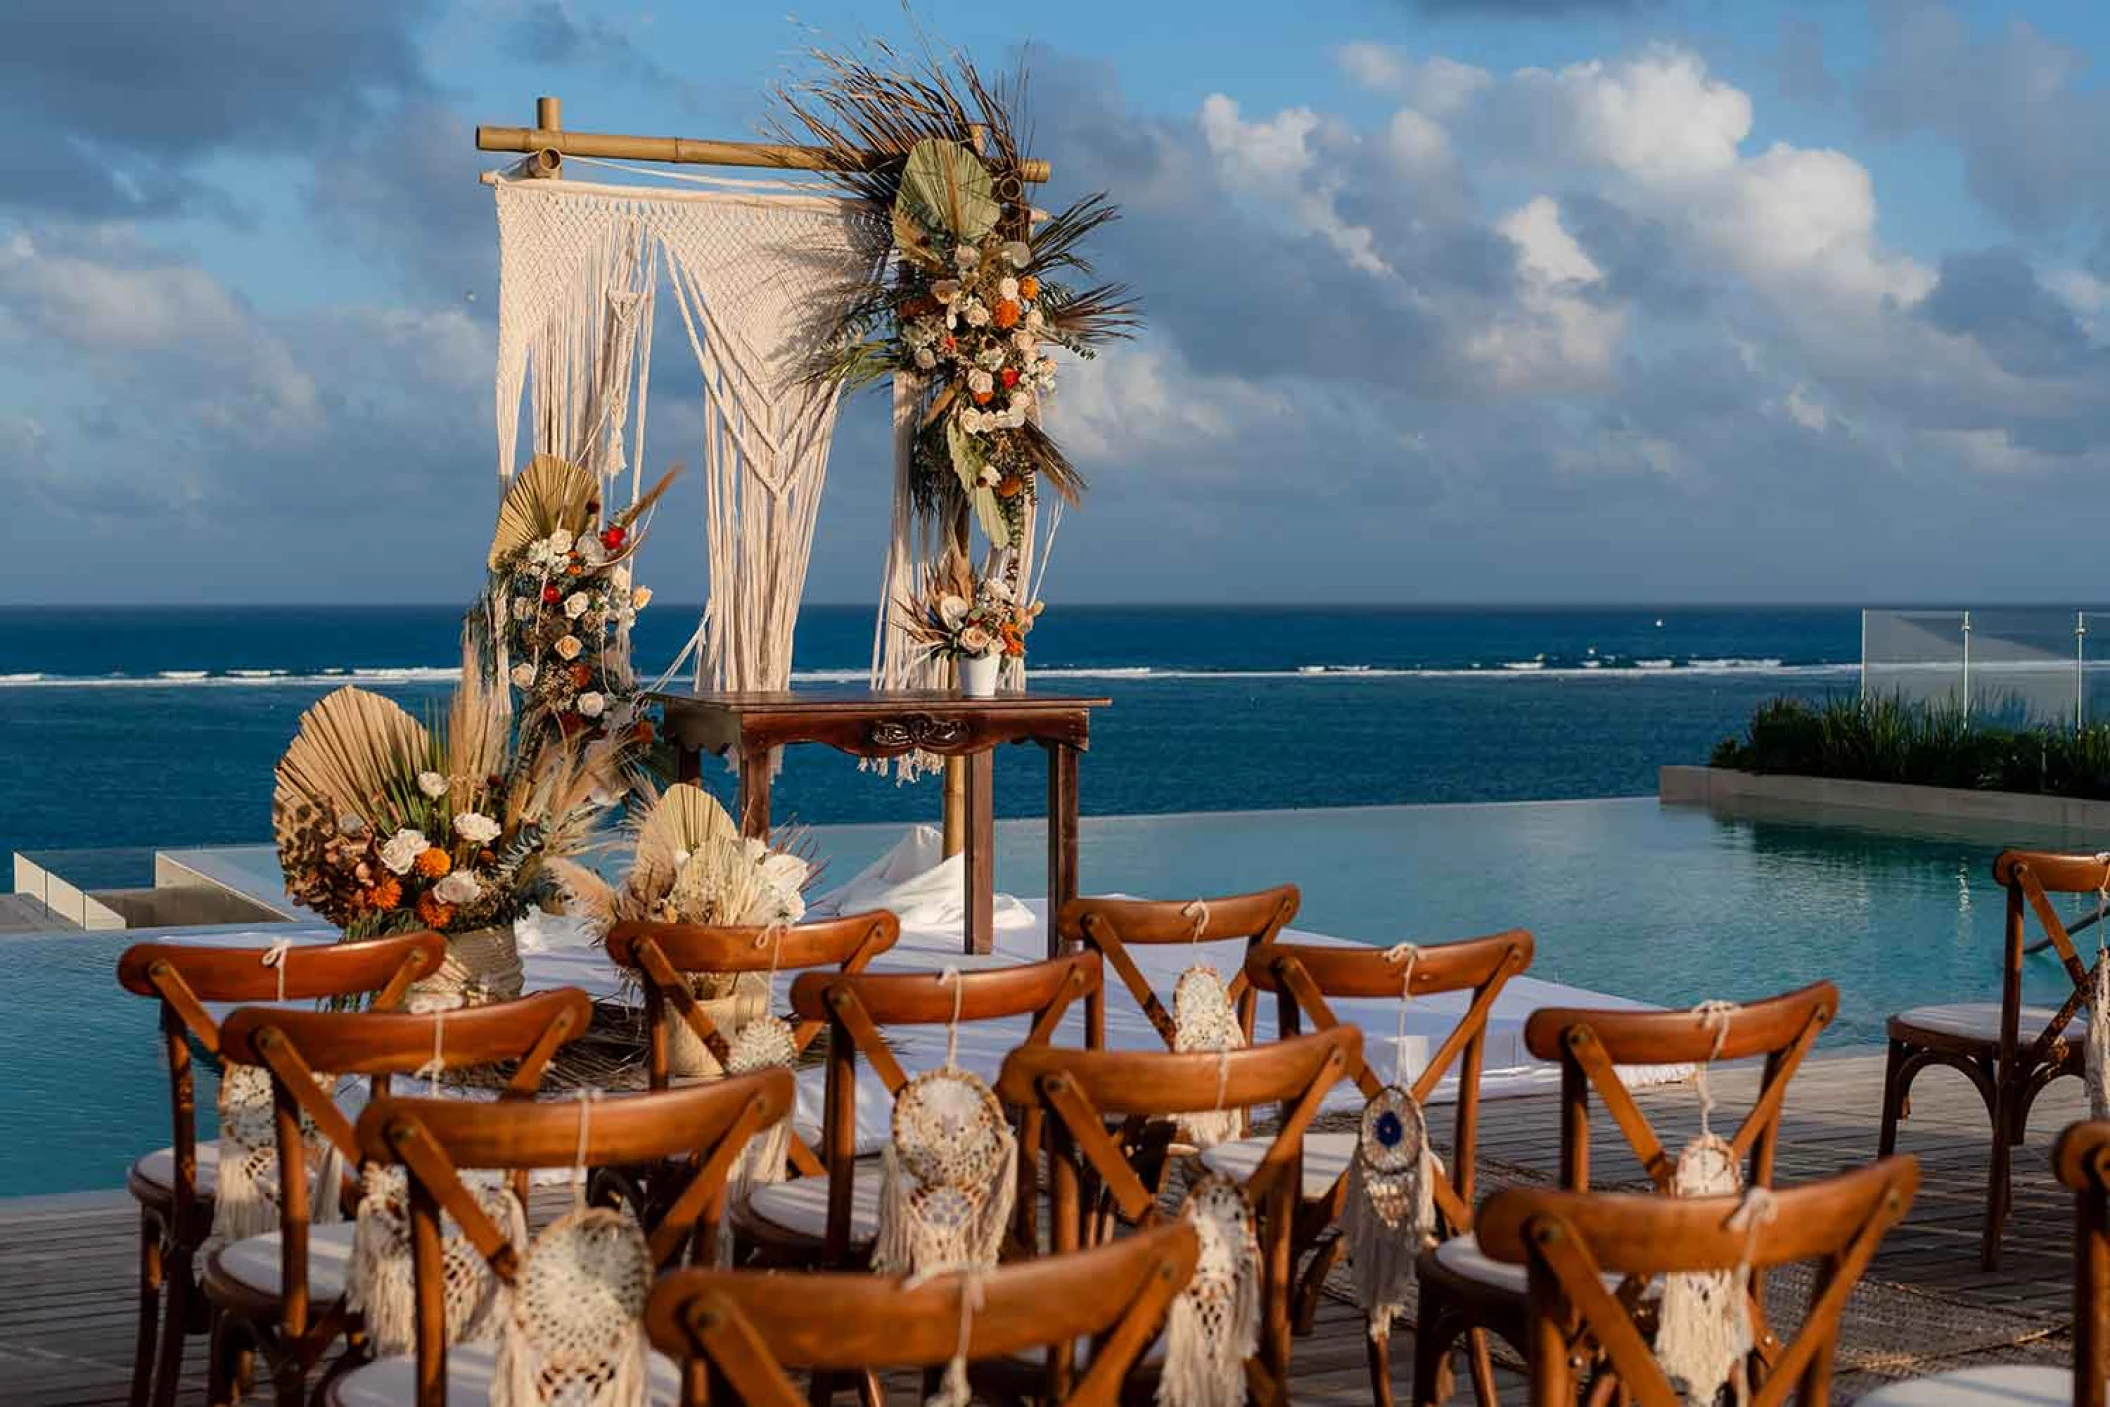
202 988 593 1407
320 1072 797 1407
1880 849 2110 1270
644 1221 1198 1407
995 1025 1359 1406
113 933 443 1407
605 909 899 1182
1476 1157 1919 1407
1057 885 1300 1053
1413 979 1837 1407
1235 931 1534 1407
732 951 1100 1278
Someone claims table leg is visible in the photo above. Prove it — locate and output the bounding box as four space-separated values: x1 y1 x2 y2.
964 749 995 955
736 747 773 840
1046 742 1079 958
675 745 701 785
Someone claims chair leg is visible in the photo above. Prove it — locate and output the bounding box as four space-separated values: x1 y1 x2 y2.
1981 1081 2014 1272
1411 1305 1458 1407
151 1251 194 1407
1293 1237 1345 1335
130 1212 164 1407
1367 1333 1396 1407
1877 1040 1909 1156
1466 1329 1499 1407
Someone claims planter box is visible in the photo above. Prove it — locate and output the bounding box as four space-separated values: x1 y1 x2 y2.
1660 765 2110 835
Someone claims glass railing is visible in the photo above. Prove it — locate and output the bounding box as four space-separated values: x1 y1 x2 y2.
1862 607 2110 726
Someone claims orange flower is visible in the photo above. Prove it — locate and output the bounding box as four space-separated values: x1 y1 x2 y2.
1018 276 1038 301
995 475 1024 499
416 893 455 929
632 719 656 745
569 663 593 689
972 390 993 405
993 299 1021 329
370 876 403 910
414 846 452 878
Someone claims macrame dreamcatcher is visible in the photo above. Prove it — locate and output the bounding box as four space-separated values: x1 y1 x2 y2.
715 926 800 1261
910 1267 987 1407
1340 945 1439 1341
493 172 887 696
1653 1001 1772 1407
209 942 346 1248
1170 901 1245 1149
494 1093 655 1407
874 968 1018 1276
2085 857 2110 1120
1159 1175 1262 1407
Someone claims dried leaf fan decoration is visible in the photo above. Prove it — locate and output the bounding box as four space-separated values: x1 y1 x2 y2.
1170 900 1244 1149
1159 1175 1261 1407
2087 856 2110 1119
1340 944 1439 1341
494 1093 653 1407
875 968 1018 1276
1655 1001 1760 1406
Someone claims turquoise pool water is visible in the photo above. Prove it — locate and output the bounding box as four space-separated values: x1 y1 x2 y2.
6 797 2099 1197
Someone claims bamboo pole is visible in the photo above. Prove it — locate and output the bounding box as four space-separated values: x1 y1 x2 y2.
941 503 975 860
531 96 562 178
477 122 1051 184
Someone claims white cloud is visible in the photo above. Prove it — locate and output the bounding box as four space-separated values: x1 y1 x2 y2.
1337 41 1492 118
1197 94 1389 275
1468 198 1624 393
1511 46 1751 181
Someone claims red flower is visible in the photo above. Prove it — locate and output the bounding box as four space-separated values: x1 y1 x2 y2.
541 585 561 605
601 525 626 550
1000 367 1020 388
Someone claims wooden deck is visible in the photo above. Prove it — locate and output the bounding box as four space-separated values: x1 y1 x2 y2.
0 1050 2085 1405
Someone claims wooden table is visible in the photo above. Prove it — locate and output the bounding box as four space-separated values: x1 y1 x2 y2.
649 689 1110 955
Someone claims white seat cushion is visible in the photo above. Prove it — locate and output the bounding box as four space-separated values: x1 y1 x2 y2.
1431 1231 1628 1297
1855 1366 2071 1407
1894 1004 2067 1042
132 1143 221 1196
330 1344 682 1406
1197 1131 1356 1200
212 1221 358 1301
743 1172 883 1245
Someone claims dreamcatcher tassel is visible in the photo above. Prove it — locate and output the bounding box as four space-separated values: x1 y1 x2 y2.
2087 861 2110 1119
1340 1092 1439 1340
716 1006 799 1266
348 1166 525 1357
1656 999 1752 1406
874 1086 1018 1274
1159 1176 1261 1407
208 1063 345 1250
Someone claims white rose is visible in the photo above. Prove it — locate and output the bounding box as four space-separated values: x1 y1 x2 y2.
453 812 502 845
379 829 428 876
963 302 991 328
578 536 608 567
939 594 969 628
954 244 981 270
958 625 993 656
1002 240 1032 268
998 276 1019 300
547 529 574 555
564 592 590 619
433 870 481 905
913 347 936 370
576 691 606 718
977 347 1004 370
959 409 986 433
967 368 994 396
608 564 630 592
510 662 536 688
1012 331 1037 354
417 771 449 800
932 279 961 304
554 635 583 661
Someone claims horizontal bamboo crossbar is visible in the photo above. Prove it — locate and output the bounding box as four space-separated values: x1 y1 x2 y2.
475 124 1051 184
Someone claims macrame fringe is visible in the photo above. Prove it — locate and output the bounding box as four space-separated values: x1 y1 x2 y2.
348 1167 527 1357
2088 952 2110 1120
493 1206 652 1407
716 1012 798 1266
209 1064 346 1252
873 1115 1018 1275
1159 1177 1261 1407
1340 1088 1439 1341
1655 1133 1749 1406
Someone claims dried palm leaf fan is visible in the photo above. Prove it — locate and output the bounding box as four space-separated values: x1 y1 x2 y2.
489 454 601 572
1340 945 1439 1341
271 688 434 847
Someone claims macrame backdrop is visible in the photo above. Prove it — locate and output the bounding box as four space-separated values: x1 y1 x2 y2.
494 172 887 694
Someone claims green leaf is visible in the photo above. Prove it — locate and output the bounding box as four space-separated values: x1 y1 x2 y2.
946 414 986 493
973 485 1009 548
898 139 999 244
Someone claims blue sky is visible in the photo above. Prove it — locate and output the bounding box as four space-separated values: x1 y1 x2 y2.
4 0 2109 605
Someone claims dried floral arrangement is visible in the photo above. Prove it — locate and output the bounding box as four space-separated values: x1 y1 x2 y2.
898 547 1041 662
272 640 624 938
772 40 1138 554
476 453 674 742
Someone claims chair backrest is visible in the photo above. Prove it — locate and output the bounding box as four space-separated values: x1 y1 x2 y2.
357 1072 797 1407
1476 1157 1918 1407
1057 885 1299 1050
114 933 444 1231
996 1026 1359 1249
1994 851 2110 1072
1245 930 1533 1232
2055 1120 2110 1407
642 1221 1198 1407
1522 980 1836 1193
214 989 594 1338
785 951 1101 1263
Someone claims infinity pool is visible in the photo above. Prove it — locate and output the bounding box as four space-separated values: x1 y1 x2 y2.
4 797 2094 1196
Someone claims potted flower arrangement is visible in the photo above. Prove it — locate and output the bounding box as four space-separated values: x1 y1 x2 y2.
271 646 623 1001
549 782 812 1078
898 548 1041 698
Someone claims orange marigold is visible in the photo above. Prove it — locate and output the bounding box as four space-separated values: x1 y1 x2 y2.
1018 275 1038 301
415 893 455 929
414 846 452 878
995 475 1024 499
993 299 1021 329
370 876 403 910
972 390 994 405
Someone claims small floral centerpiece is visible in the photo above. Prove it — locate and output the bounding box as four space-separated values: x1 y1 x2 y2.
272 647 622 995
479 454 673 742
898 548 1041 696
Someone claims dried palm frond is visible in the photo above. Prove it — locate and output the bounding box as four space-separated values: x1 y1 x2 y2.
443 629 506 810
544 856 618 933
274 687 432 830
488 454 598 571
631 782 739 904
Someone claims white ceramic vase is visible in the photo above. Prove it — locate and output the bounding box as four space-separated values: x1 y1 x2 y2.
959 651 1001 699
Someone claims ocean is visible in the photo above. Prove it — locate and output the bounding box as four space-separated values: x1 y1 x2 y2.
0 604 1861 870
